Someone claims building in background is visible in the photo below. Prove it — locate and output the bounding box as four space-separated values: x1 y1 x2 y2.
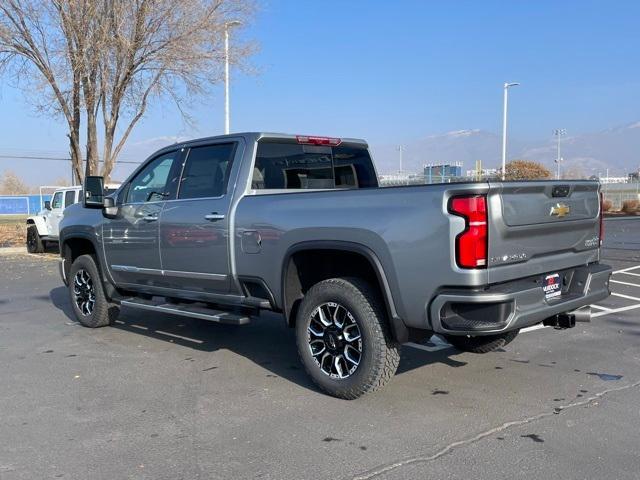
597 175 630 184
424 162 463 184
378 172 425 187
465 167 499 179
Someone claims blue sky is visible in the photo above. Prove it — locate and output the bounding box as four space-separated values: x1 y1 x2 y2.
1 0 639 182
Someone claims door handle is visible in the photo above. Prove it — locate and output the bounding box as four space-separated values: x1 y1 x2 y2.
142 215 158 222
204 213 225 222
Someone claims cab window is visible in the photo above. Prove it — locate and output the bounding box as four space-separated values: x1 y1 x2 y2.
64 190 76 208
51 192 63 209
126 151 180 204
178 143 237 200
253 141 377 190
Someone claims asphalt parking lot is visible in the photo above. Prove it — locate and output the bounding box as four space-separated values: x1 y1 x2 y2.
1 218 639 480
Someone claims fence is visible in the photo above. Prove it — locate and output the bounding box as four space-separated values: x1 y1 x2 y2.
0 194 52 215
601 182 640 210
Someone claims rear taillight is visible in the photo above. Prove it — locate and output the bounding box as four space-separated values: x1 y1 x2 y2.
599 192 605 246
449 195 488 269
296 135 342 146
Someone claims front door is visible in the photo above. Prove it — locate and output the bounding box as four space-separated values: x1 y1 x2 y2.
159 142 238 294
103 150 182 286
48 191 64 238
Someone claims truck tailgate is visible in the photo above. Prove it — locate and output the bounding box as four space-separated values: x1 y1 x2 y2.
486 181 601 284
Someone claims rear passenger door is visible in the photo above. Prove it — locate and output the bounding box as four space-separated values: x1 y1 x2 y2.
159 142 238 294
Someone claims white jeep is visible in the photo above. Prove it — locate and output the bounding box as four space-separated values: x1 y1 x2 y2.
26 186 83 253
26 184 118 253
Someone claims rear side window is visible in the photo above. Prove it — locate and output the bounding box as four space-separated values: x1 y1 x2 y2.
64 190 76 208
253 142 377 190
178 143 236 199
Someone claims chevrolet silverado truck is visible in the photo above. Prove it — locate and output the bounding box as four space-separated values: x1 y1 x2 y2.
58 132 612 399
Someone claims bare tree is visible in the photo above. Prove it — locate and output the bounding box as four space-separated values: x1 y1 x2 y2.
97 0 254 180
0 1 86 182
51 175 71 186
0 0 255 182
0 170 31 194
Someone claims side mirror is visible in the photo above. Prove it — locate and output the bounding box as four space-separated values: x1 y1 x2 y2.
103 196 119 219
44 200 51 211
84 176 104 208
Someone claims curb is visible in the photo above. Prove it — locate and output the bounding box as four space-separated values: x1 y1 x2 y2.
0 246 27 255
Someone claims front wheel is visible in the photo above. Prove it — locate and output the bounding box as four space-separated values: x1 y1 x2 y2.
68 254 119 328
444 329 519 354
26 225 44 253
295 277 400 400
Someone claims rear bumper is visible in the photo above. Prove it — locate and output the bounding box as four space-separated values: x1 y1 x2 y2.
429 263 612 336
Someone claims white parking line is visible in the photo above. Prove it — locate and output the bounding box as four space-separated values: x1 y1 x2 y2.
611 292 640 302
521 324 548 333
613 265 640 274
591 304 612 311
610 279 640 288
593 303 640 318
618 271 640 277
154 330 204 344
405 342 451 352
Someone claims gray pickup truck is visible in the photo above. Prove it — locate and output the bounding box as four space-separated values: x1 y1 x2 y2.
59 132 611 399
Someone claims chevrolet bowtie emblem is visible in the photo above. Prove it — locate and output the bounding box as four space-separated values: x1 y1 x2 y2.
550 202 570 217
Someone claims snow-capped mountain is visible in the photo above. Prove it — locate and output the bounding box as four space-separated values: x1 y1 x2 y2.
371 122 640 177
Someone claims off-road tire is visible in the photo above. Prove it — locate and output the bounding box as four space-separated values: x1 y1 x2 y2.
68 254 119 328
295 277 400 400
444 330 519 354
26 225 44 253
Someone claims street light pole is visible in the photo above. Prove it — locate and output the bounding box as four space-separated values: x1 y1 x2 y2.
553 128 567 180
501 82 520 180
224 21 242 135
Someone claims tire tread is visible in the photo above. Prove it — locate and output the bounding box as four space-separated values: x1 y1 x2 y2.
69 254 119 328
296 277 400 399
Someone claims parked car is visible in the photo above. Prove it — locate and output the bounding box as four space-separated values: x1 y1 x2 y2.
27 184 119 253
58 133 611 398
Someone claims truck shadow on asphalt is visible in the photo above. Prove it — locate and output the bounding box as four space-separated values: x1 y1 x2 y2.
50 286 468 393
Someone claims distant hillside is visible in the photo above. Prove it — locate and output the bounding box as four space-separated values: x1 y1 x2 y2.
371 122 640 177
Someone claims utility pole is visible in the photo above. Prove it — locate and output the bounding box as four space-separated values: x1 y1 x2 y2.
553 128 567 180
501 82 520 180
224 21 242 135
397 145 404 173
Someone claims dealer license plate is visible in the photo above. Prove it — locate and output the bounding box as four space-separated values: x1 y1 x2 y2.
543 273 562 300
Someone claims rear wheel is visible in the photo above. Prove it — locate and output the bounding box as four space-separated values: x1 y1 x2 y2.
444 330 519 354
26 225 44 253
295 277 400 399
68 254 119 328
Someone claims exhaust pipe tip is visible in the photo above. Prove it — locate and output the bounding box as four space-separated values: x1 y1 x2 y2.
572 306 592 323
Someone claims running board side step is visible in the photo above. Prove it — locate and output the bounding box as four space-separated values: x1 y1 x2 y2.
120 298 251 325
